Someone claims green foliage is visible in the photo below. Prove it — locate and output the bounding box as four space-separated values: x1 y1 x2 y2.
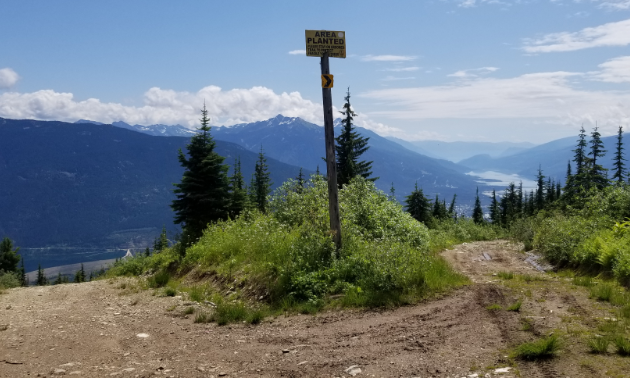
171 103 230 241
211 301 248 325
194 311 210 323
572 276 594 287
74 263 86 283
183 306 195 315
486 304 502 310
148 270 170 288
0 271 21 289
252 147 272 213
512 334 561 360
614 335 630 356
506 300 522 312
473 188 484 224
36 264 48 286
164 287 176 297
497 271 514 280
228 156 247 218
533 214 599 266
0 237 20 273
588 336 610 354
335 88 375 187
405 182 432 225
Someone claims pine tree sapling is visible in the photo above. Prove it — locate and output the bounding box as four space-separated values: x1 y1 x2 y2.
171 103 230 241
335 88 376 187
0 237 20 273
229 156 247 218
405 182 432 224
613 126 626 184
473 188 484 224
253 147 272 213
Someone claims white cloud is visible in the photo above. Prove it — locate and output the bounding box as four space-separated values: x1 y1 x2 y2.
382 76 416 81
523 18 630 53
592 55 630 82
360 70 630 134
383 66 420 72
0 86 327 128
598 0 630 10
0 68 20 88
447 67 499 78
361 55 417 62
288 50 306 55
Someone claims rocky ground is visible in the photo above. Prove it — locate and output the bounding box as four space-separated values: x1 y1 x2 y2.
1 240 628 377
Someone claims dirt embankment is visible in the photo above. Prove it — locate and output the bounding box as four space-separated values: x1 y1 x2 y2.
0 241 622 377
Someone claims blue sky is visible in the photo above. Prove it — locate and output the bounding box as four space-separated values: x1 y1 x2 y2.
1 0 630 143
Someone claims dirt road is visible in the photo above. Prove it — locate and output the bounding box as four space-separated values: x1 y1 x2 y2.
0 241 621 377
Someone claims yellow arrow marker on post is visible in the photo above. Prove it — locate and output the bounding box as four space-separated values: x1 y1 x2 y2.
321 74 334 88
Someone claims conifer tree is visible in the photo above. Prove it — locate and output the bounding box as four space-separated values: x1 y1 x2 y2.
296 168 305 194
536 166 546 211
0 237 20 273
389 182 396 202
613 126 626 184
153 226 169 252
74 263 86 283
448 194 457 218
405 182 432 224
574 126 588 175
19 259 26 286
489 190 499 224
335 88 376 188
228 157 247 218
253 146 272 213
472 188 484 224
588 126 608 190
144 247 150 257
36 264 47 286
172 103 230 241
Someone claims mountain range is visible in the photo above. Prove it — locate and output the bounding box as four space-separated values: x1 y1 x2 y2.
5 115 617 272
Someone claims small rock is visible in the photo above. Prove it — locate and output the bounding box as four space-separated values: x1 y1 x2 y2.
297 361 308 366
59 363 75 367
136 333 149 338
122 368 135 372
69 371 82 376
197 366 206 372
5 305 11 309
52 368 67 375
0 324 8 331
123 352 130 357
494 367 511 374
282 349 290 353
467 374 479 378
218 373 227 377
345 365 362 376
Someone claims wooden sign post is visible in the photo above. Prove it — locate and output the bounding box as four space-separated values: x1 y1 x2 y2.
305 30 346 252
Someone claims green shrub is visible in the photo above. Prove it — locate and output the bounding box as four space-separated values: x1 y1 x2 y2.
513 334 561 360
147 270 170 288
588 336 610 354
0 271 21 289
486 304 502 310
507 300 522 312
591 283 615 302
614 335 630 356
510 217 536 251
211 302 248 325
183 306 195 315
194 312 210 323
247 309 265 324
497 271 514 280
572 276 594 287
533 214 600 266
164 287 176 297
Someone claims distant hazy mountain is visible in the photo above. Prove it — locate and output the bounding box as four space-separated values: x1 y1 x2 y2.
76 119 196 137
458 133 629 182
387 137 537 163
0 118 307 257
211 115 486 204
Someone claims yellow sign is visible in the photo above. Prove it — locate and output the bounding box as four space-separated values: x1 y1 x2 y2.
321 74 334 88
305 30 346 58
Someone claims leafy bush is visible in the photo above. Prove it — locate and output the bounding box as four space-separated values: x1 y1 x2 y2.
506 300 522 312
0 271 21 289
614 335 630 356
147 270 170 288
588 336 610 354
533 214 601 266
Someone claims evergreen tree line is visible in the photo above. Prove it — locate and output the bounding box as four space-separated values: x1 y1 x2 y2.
172 90 376 251
486 125 627 228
